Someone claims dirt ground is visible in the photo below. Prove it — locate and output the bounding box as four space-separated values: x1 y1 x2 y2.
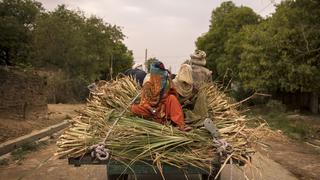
259 136 320 180
0 104 84 143
0 104 319 179
0 142 298 180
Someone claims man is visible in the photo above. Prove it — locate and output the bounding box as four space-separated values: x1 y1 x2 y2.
88 79 99 93
124 63 147 86
87 79 99 100
131 60 190 131
189 50 212 90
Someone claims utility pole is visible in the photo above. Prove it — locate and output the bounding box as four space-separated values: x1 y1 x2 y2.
144 48 148 71
145 49 148 62
110 55 113 80
108 52 113 80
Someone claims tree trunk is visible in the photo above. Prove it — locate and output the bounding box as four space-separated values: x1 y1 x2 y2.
310 92 318 114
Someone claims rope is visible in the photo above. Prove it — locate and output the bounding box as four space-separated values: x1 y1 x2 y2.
212 138 233 157
89 143 110 161
89 92 142 161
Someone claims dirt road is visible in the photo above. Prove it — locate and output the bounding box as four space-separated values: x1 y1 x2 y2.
259 137 320 180
0 104 319 179
0 142 297 180
0 104 84 143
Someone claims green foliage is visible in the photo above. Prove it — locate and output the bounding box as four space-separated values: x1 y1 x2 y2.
144 57 157 73
32 5 86 72
247 107 315 140
32 5 133 81
11 142 39 161
46 71 89 103
238 21 282 91
266 100 286 114
197 0 320 99
0 1 134 102
265 113 312 140
196 1 260 81
0 0 42 65
239 0 320 92
0 158 9 166
1 0 133 81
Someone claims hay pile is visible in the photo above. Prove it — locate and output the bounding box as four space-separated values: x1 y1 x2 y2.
56 76 265 176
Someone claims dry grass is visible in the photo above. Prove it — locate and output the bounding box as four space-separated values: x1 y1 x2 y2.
56 77 268 177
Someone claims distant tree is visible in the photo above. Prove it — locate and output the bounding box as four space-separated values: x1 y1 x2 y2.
196 1 260 81
239 0 320 92
32 5 85 70
0 0 134 102
0 0 42 65
144 57 157 73
32 5 133 81
238 21 282 91
83 16 133 79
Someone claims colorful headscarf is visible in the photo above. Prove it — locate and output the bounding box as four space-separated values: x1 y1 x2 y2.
141 60 171 106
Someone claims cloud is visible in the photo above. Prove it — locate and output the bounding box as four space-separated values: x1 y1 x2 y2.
123 5 143 14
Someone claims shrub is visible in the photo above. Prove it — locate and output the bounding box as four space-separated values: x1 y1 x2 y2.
266 100 286 114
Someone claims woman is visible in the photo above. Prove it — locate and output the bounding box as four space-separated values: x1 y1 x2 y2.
131 60 190 131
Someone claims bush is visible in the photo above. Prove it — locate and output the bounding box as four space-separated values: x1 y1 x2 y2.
266 100 286 114
46 72 89 103
11 143 39 161
229 82 270 106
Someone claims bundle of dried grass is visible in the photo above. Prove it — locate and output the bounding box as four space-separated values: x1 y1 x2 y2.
89 76 140 111
56 76 266 177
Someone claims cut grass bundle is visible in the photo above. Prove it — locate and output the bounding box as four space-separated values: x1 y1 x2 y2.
56 76 266 176
89 76 141 111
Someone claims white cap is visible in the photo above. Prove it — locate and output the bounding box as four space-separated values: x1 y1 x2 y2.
133 63 143 70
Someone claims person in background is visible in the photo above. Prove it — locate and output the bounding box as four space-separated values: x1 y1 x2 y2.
88 79 99 93
131 60 191 131
124 63 147 86
87 79 99 99
189 50 212 90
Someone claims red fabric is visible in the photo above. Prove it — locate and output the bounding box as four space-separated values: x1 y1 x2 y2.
131 103 153 119
131 94 185 129
164 95 185 128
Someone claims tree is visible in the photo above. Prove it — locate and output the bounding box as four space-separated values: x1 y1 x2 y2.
196 1 260 81
32 5 133 82
0 0 42 65
32 5 87 74
239 0 320 92
83 16 133 79
238 21 282 91
144 57 158 73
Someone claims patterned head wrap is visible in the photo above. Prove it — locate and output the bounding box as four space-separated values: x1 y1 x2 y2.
141 60 171 106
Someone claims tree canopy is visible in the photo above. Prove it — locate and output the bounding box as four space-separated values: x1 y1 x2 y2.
196 1 261 81
144 57 158 73
196 0 320 93
0 0 42 65
239 0 320 92
0 1 133 82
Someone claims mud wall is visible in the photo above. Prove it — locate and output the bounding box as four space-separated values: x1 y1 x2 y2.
0 67 48 119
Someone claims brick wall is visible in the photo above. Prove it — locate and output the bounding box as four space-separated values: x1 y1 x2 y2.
0 67 48 119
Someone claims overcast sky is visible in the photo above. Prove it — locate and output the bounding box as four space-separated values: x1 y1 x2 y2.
39 0 281 73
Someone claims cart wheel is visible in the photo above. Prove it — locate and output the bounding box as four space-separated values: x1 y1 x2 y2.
108 174 128 180
201 174 221 180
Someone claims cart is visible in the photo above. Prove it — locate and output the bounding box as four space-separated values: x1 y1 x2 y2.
68 155 221 180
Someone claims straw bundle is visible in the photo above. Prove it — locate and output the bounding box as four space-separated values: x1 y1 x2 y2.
56 76 265 176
